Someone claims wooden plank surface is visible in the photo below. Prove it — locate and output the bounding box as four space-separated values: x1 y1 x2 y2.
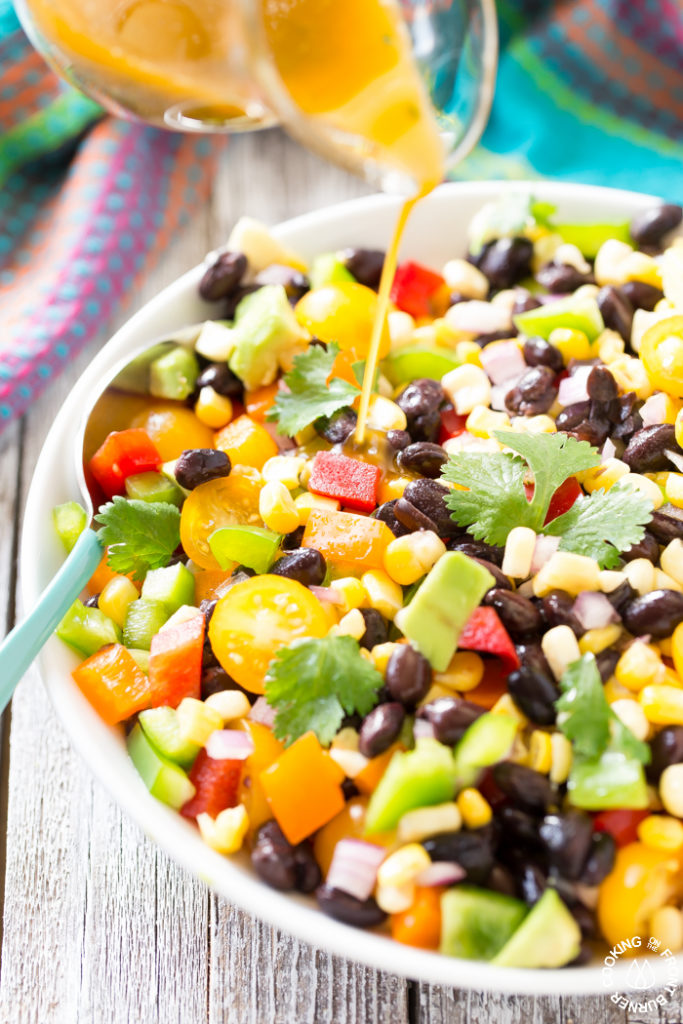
0 130 681 1024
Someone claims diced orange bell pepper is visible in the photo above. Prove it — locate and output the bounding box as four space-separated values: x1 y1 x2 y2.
260 731 345 845
245 383 280 422
302 508 394 571
313 797 369 876
330 348 360 388
214 414 279 470
237 719 285 831
354 742 404 795
88 552 140 596
193 568 237 604
72 643 152 725
149 612 205 708
391 886 443 949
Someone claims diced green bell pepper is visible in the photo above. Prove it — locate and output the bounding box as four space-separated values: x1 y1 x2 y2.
514 295 604 342
365 738 457 834
382 345 460 386
453 713 518 789
122 598 170 650
128 649 150 673
209 525 281 574
567 751 649 810
127 723 196 809
56 599 121 656
125 471 184 506
138 707 200 767
492 888 581 968
555 221 631 259
53 501 88 553
141 562 195 614
309 252 355 289
440 887 527 960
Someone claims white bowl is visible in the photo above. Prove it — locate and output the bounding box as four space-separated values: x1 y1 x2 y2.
22 181 677 995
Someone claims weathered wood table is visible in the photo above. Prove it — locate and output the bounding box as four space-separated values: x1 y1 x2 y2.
1 131 680 1024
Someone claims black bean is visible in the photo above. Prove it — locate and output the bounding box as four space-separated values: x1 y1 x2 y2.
253 263 309 300
403 478 458 536
507 665 559 726
386 429 412 451
270 548 326 587
84 593 100 608
515 642 553 677
620 280 663 311
358 702 405 757
223 283 260 319
471 557 512 591
483 589 542 640
448 538 504 567
202 635 219 668
448 291 467 307
536 262 591 293
523 335 564 372
251 821 321 893
621 530 660 564
568 418 611 447
597 285 633 342
595 649 620 683
605 580 637 616
542 590 585 638
477 237 534 289
393 497 438 533
647 726 683 783
475 328 518 348
516 862 547 906
623 424 681 473
341 247 385 290
200 666 239 700
586 365 618 403
423 827 496 884
372 500 410 538
492 763 555 814
342 779 360 800
570 902 599 941
505 366 557 416
630 204 683 247
499 807 542 847
396 442 447 479
316 884 387 927
649 505 683 544
385 646 432 707
623 590 683 638
315 407 357 444
196 362 243 399
359 608 389 650
175 448 231 490
580 832 616 886
199 250 247 301
488 863 517 897
282 525 305 551
417 696 484 745
555 401 591 432
539 811 594 880
396 379 444 442
513 292 543 317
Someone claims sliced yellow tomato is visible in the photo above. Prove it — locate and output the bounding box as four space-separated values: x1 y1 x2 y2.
179 466 262 570
295 282 390 360
640 316 683 398
597 841 681 947
130 401 215 460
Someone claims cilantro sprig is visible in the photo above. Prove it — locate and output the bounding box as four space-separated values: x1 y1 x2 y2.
95 497 181 582
264 635 384 746
266 342 360 437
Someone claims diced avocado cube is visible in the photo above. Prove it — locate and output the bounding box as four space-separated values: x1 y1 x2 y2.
453 713 518 789
514 295 604 343
394 553 495 672
138 707 200 767
208 525 281 574
556 221 631 259
382 346 461 387
53 501 88 553
567 751 649 810
127 723 196 809
56 600 121 656
140 563 195 614
309 252 355 289
122 598 170 650
229 284 306 390
365 738 457 834
440 887 527 960
149 346 200 401
492 888 581 968
125 471 184 506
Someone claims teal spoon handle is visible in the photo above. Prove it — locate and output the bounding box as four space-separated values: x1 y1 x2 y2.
0 528 103 713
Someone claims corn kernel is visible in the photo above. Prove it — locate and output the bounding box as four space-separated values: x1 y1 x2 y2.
329 607 366 640
620 472 663 508
377 475 411 503
608 356 654 400
294 491 340 524
195 385 234 429
596 329 625 365
674 623 683 682
205 689 251 722
376 883 415 914
259 480 300 534
637 814 683 853
599 570 628 593
508 734 530 766
383 531 446 586
660 635 674 659
442 258 489 300
666 474 683 509
419 682 456 706
177 698 223 746
328 577 365 614
510 414 556 434
580 459 630 493
98 575 139 628
640 685 683 725
621 251 663 289
615 640 665 692
441 364 492 414
466 404 511 439
649 906 683 954
434 651 484 693
579 624 622 655
677 408 683 450
528 730 553 774
367 394 408 432
377 844 431 889
454 340 483 366
490 695 527 728
550 733 573 784
388 310 416 349
457 788 493 829
594 238 634 286
603 678 633 704
622 557 656 596
361 570 403 621
661 539 683 587
370 642 400 675
611 699 650 741
262 455 305 490
660 764 683 818
413 324 437 346
397 802 462 844
501 526 537 579
329 730 368 778
548 327 592 364
533 552 601 597
197 805 249 853
542 625 582 681
655 569 683 594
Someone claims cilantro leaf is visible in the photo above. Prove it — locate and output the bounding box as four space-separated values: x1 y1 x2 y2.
442 452 531 547
95 497 181 582
266 342 359 437
545 482 653 569
265 635 384 746
610 716 651 764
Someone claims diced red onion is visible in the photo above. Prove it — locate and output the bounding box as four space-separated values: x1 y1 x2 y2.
539 293 568 304
480 341 526 385
326 839 386 902
640 393 668 427
665 448 683 473
572 591 620 631
206 729 255 761
415 861 466 888
601 438 617 462
557 365 591 407
490 383 511 412
261 420 295 451
445 300 512 336
248 697 276 728
309 585 343 605
530 533 560 575
413 719 436 741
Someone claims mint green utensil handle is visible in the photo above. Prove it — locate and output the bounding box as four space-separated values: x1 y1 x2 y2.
0 528 103 713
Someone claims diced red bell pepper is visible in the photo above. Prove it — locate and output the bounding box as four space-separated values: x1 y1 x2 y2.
180 749 242 818
438 407 468 444
592 809 650 847
308 450 380 513
458 606 520 673
390 260 446 319
90 428 161 498
522 476 582 525
149 612 204 708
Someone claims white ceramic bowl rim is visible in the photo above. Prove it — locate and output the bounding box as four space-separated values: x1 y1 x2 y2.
21 181 682 996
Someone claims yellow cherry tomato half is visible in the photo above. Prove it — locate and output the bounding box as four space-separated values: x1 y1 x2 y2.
130 401 215 460
640 316 683 398
295 282 390 360
179 466 262 570
597 841 681 947
208 574 328 694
